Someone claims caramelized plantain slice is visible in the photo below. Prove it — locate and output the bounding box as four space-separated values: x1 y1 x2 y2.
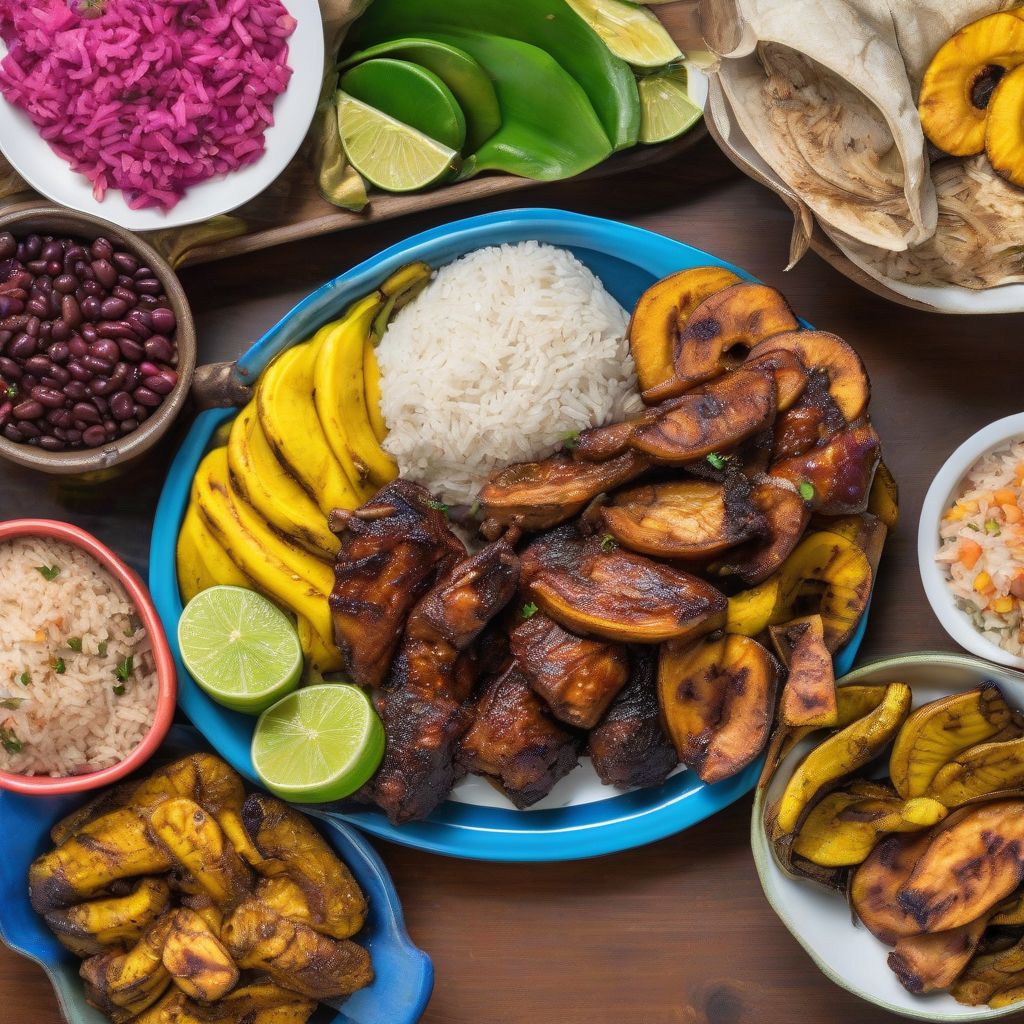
161 907 238 1003
657 634 779 784
868 460 899 530
898 801 1024 932
815 511 887 580
851 830 935 944
600 476 766 559
952 936 1024 1006
770 369 846 462
521 524 727 644
744 349 808 412
629 266 743 402
726 575 783 637
770 615 837 728
889 916 989 995
671 284 799 392
929 734 1024 806
479 449 649 530
889 685 1014 799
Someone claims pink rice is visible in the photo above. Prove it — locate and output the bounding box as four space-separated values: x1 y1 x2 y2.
0 0 296 212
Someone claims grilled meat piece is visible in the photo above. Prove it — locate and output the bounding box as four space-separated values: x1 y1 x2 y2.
509 612 629 728
371 541 520 823
588 648 678 789
771 368 847 462
459 664 580 808
329 480 465 687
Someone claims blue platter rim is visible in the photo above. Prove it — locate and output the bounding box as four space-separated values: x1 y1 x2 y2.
149 207 874 862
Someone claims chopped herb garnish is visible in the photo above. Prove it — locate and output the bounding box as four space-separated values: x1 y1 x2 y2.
114 655 134 682
600 534 618 552
0 726 21 754
562 431 580 452
521 602 539 620
112 684 126 697
35 565 60 581
469 499 481 518
97 641 108 657
0 697 25 710
53 657 66 675
19 672 30 687
799 481 816 501
985 519 1002 536
706 452 727 470
5 384 16 400
67 636 82 652
966 522 981 531
427 499 449 516
124 616 140 638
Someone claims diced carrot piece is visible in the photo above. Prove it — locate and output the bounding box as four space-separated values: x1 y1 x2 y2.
1005 504 1022 524
959 499 980 513
959 538 983 569
945 506 967 522
995 489 1018 506
974 571 993 593
1016 462 1024 482
992 596 1015 614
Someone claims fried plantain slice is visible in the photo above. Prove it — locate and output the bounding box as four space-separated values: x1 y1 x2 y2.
161 907 238 1003
770 615 837 729
868 460 899 530
851 830 935 944
889 916 989 995
769 369 847 463
927 734 1024 807
521 524 727 644
889 685 1014 799
898 800 1024 932
952 936 1024 1006
743 348 808 413
658 634 779 784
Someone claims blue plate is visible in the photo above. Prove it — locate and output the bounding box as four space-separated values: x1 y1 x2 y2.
0 725 433 1024
150 208 874 862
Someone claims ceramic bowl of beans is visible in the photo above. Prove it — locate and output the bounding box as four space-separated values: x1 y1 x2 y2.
0 205 194 474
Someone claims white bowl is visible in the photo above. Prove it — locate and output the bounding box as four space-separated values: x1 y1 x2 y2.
0 0 323 231
752 651 1024 1022
918 413 1024 670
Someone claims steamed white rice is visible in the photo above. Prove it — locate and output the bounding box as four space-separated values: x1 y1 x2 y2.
376 242 643 506
0 537 157 776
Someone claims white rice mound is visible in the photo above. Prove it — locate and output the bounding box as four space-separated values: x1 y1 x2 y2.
0 537 157 776
376 242 643 506
936 438 1024 656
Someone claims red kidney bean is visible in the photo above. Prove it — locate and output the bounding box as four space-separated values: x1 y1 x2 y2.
150 307 176 334
26 295 49 318
0 400 11 426
127 308 152 332
24 235 41 259
135 278 161 295
63 381 86 401
92 395 109 415
118 418 138 435
110 391 134 420
104 418 116 436
71 401 101 425
26 259 47 274
82 280 102 299
81 325 98 346
62 296 82 328
24 355 49 376
8 333 37 360
100 297 128 319
91 237 113 261
40 241 62 263
88 376 116 397
0 356 21 379
31 386 65 409
138 361 160 378
0 296 24 317
112 285 135 303
0 233 15 260
116 275 135 291
123 365 141 391
13 399 42 419
3 423 22 442
20 373 37 391
81 424 107 447
18 421 40 439
46 408 72 428
90 339 120 363
91 259 117 288
98 321 137 341
134 404 148 421
133 386 161 408
45 260 62 277
81 354 113 375
81 297 101 322
37 435 65 451
67 360 92 383
43 366 70 386
112 252 138 275
0 314 28 332
53 274 77 294
63 428 82 444
24 316 40 337
144 371 177 395
68 336 88 359
118 338 145 362
50 320 70 343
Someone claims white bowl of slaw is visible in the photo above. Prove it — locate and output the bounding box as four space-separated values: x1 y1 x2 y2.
919 413 1024 670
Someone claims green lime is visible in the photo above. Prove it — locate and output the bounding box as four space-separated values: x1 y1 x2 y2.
564 0 682 69
252 684 385 803
638 67 702 144
336 91 460 192
178 586 303 714
339 58 466 151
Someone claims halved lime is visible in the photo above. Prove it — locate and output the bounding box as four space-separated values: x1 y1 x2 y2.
565 0 682 69
178 586 302 714
252 684 385 803
336 92 460 192
638 67 702 144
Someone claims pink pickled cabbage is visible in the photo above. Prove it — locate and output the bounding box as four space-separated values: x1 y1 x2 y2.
0 0 296 212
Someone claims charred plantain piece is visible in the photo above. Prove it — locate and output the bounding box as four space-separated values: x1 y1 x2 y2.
769 683 911 844
769 369 846 463
459 664 580 808
868 460 899 530
223 899 373 999
744 349 808 413
726 575 783 637
207 981 318 1022
631 366 776 464
889 916 989 995
521 524 727 644
600 476 766 559
770 615 837 728
588 648 678 789
889 685 1013 799
161 907 238 1003
148 798 253 907
898 801 1024 932
242 793 367 939
771 421 881 517
851 831 935 944
658 634 780 784
918 12 1024 156
929 735 1024 807
50 784 137 848
748 330 870 422
629 266 743 402
671 284 799 392
329 479 465 688
816 512 888 582
986 63 1024 188
952 936 1024 1006
509 612 629 729
44 877 171 958
478 449 649 530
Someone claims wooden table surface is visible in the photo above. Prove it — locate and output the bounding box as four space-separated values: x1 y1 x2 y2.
2 137 1019 1024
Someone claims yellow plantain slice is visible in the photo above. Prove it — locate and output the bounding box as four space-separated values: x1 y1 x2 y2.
888 916 989 995
952 936 1024 1006
928 734 1024 806
770 615 837 728
851 830 935 944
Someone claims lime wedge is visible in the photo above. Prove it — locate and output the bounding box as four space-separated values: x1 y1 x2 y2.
564 0 682 69
336 91 460 193
638 67 703 144
252 684 385 803
178 586 302 714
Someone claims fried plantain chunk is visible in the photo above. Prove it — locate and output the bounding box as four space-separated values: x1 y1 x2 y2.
769 368 847 462
223 899 373 999
929 735 1024 806
459 664 580 808
952 936 1024 1006
242 792 367 939
509 612 629 729
851 831 935 944
521 524 727 644
658 634 779 784
478 449 649 530
329 479 465 687
161 908 238 1003
588 648 678 789
743 348 808 412
889 916 989 995
770 616 837 728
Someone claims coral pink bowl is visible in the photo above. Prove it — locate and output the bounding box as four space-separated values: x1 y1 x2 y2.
0 519 176 795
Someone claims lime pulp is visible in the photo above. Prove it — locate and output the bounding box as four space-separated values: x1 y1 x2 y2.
565 0 682 68
638 67 703 144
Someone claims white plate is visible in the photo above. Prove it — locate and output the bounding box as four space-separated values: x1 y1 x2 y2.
0 0 323 231
752 652 1024 1021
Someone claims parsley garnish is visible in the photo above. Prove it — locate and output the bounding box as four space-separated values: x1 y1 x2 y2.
0 697 25 710
35 565 60 581
112 684 126 697
0 726 21 754
521 602 539 620
562 431 580 452
985 519 1001 536
53 657 66 675
5 384 16 400
97 641 107 657
19 672 30 687
966 522 981 531
67 636 82 652
600 534 618 552
114 655 134 682
799 481 816 501
427 499 449 516
706 452 727 470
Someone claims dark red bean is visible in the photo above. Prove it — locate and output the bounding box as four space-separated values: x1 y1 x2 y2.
68 336 88 359
119 338 145 362
0 233 15 260
63 428 82 444
103 419 116 437
81 296 101 322
53 274 77 295
112 252 138 275
119 417 139 434
25 316 40 338
26 295 49 318
100 296 128 319
13 399 42 419
91 259 117 288
45 260 62 277
0 313 29 332
71 401 101 425
98 321 137 341
82 354 114 376
24 356 50 376
112 284 135 303
81 424 107 447
62 295 82 328
134 404 147 421
143 335 174 362
50 319 70 343
64 381 86 401
133 386 161 408
42 366 69 386
89 376 117 397
31 386 65 409
0 356 21 379
0 400 11 427
81 325 98 346
149 308 176 334
3 423 22 442
144 371 177 395
90 237 113 261
116 274 135 291
26 259 47 274
138 361 161 378
89 339 120 363
92 395 109 415
135 278 161 295
7 333 36 360
122 365 142 391
37 435 65 451
24 236 41 259
137 294 160 310
20 373 37 391
110 391 134 420
67 360 93 383
18 421 40 439
0 296 24 318
40 241 62 263
46 408 73 428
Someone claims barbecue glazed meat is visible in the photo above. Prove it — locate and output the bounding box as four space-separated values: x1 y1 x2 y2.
329 480 465 687
509 612 629 729
459 664 580 808
588 648 678 789
370 540 520 823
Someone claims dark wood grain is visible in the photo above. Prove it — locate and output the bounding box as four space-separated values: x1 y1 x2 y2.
2 136 1018 1024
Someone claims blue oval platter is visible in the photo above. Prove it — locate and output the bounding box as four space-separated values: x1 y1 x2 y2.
150 208 875 862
